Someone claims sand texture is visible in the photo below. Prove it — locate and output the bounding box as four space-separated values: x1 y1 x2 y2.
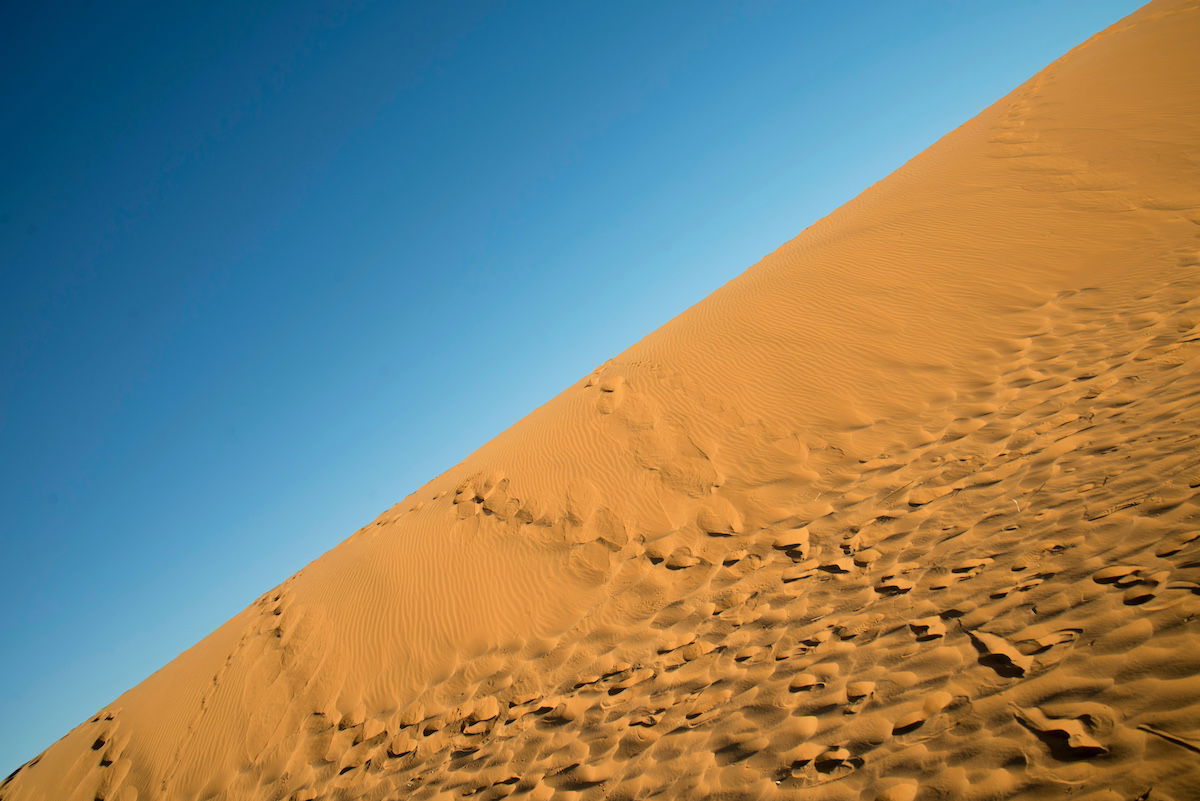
6 1 1200 799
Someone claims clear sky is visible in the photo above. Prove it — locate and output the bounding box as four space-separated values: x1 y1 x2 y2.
0 0 1142 775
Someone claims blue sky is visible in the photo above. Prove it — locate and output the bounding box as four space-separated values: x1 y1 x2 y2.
0 0 1140 774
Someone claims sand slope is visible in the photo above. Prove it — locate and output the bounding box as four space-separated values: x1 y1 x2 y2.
6 1 1200 799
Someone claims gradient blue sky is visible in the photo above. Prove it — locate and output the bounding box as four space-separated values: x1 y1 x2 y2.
0 0 1141 774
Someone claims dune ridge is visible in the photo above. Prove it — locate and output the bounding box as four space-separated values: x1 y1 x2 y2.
5 1 1200 799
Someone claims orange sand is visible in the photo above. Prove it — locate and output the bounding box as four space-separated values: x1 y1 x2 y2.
5 1 1200 799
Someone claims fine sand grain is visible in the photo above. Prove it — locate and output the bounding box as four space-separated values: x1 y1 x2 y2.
5 1 1200 799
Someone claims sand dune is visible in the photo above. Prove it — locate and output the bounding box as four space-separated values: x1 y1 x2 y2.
5 1 1200 799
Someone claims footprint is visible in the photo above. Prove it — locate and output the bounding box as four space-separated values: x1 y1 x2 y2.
696 498 743 538
665 549 703 570
1122 571 1168 605
387 733 417 758
819 558 855 574
627 707 665 728
813 746 863 775
722 549 748 567
1022 628 1083 654
1155 531 1200 558
951 557 994 578
782 561 819 583
787 673 826 693
1092 565 1168 604
909 616 947 641
876 574 914 596
965 628 1033 678
843 681 876 714
772 529 810 557
1013 706 1108 760
853 548 882 567
596 375 626 414
782 741 827 774
733 645 770 664
891 709 927 736
991 571 1055 599
1091 565 1141 584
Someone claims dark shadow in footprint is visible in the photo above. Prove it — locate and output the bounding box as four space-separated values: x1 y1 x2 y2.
978 653 1026 679
1014 718 1106 762
965 630 1028 678
815 756 864 774
892 720 925 736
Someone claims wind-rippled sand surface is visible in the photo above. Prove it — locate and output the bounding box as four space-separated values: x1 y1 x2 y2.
6 1 1200 799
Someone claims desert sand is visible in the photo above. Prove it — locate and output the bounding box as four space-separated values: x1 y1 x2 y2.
5 1 1200 799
